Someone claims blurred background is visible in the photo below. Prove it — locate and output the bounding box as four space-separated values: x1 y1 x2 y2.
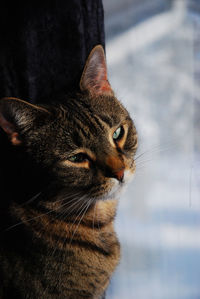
102 0 200 298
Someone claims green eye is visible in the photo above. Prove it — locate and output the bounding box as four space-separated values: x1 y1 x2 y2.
113 126 124 141
68 153 89 163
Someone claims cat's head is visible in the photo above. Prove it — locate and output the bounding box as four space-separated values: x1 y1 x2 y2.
0 46 137 202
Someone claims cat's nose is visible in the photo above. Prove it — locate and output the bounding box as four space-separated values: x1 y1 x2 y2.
113 167 125 182
105 155 125 182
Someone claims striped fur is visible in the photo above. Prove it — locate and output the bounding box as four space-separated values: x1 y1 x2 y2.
0 46 137 298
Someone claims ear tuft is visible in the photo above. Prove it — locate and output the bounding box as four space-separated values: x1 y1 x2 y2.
0 100 21 145
80 45 114 97
0 97 49 146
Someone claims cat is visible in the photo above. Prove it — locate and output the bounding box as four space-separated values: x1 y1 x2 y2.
0 45 138 299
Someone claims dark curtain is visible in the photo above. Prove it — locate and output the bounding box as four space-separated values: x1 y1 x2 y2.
0 0 105 104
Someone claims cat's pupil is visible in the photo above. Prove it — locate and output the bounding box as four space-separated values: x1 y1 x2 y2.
113 126 124 141
68 153 89 163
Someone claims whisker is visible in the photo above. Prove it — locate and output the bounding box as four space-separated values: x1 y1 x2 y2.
135 141 177 162
47 198 92 294
46 197 88 268
50 192 83 205
47 195 88 252
44 197 87 270
2 193 84 233
96 201 101 234
69 198 92 246
29 194 89 295
135 158 157 167
68 198 89 235
134 142 178 172
92 201 97 240
55 194 88 221
19 192 42 207
92 200 101 247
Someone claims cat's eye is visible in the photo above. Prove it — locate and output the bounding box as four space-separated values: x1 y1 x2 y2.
68 153 89 163
113 126 124 141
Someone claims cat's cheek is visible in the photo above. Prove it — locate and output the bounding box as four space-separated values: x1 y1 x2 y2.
109 178 119 192
124 156 136 177
106 170 135 200
124 169 135 184
104 178 123 200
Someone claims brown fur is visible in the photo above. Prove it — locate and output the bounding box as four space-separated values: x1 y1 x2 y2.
0 46 137 298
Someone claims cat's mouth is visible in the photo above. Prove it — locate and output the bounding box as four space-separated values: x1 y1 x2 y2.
106 179 124 200
91 169 134 201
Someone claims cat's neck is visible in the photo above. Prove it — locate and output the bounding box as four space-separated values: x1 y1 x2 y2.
12 199 118 231
81 199 118 227
7 199 119 251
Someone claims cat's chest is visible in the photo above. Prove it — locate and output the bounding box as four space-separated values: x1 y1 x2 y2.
1 235 120 299
1 211 120 299
40 241 120 298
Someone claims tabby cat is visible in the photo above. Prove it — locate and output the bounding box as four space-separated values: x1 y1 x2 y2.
0 45 137 299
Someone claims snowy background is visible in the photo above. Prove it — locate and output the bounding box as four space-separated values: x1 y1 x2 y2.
103 0 200 298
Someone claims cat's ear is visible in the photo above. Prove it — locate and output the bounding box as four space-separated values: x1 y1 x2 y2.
80 45 114 97
0 97 49 146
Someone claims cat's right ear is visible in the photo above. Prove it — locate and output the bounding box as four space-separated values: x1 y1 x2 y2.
80 45 114 97
0 97 49 146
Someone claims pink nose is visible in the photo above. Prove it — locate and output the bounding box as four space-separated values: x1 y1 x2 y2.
114 168 125 182
106 155 125 182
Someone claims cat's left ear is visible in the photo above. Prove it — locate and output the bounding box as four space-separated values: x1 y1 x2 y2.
80 45 114 97
0 97 49 146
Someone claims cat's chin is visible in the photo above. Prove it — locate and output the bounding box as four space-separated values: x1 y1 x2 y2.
86 169 135 201
93 179 124 201
124 168 135 183
99 169 135 201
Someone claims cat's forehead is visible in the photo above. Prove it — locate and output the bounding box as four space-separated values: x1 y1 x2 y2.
51 97 130 150
90 95 127 116
58 95 128 127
